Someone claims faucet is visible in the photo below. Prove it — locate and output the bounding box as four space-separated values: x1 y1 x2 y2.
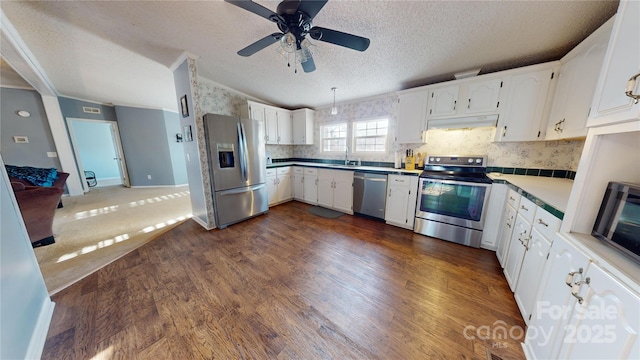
344 146 349 165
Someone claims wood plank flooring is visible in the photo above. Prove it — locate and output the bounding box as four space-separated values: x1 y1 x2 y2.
42 201 525 359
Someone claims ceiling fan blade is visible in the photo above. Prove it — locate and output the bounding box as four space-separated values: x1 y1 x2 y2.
297 0 328 19
225 0 283 23
238 33 283 57
309 27 370 52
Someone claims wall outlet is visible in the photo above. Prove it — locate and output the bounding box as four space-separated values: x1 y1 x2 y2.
147 175 152 180
47 152 58 157
13 136 29 143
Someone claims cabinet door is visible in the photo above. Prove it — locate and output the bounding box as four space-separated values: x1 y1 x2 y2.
497 204 517 267
332 170 353 214
292 109 314 145
293 169 304 200
277 171 292 201
503 214 531 291
558 261 640 360
264 107 278 144
546 23 611 140
496 68 554 142
266 175 277 206
480 183 507 250
303 175 317 204
277 109 292 144
588 0 640 127
316 169 334 208
397 90 428 143
428 85 459 118
385 182 410 226
523 233 591 360
249 103 265 122
514 228 551 324
464 78 502 115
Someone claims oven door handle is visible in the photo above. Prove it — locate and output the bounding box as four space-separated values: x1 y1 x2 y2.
419 178 493 188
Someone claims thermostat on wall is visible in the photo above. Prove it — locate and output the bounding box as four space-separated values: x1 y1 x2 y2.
13 136 29 143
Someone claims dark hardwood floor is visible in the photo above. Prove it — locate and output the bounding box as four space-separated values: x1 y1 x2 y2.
42 201 525 359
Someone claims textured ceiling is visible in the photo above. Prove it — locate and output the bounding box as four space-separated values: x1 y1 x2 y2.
0 57 33 89
1 1 618 111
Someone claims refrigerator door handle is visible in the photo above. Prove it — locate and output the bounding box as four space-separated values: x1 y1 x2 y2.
237 121 249 182
218 183 266 196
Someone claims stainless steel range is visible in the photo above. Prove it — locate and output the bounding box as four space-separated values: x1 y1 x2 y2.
414 155 492 248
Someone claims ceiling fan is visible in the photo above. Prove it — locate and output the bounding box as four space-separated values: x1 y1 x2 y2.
225 0 371 73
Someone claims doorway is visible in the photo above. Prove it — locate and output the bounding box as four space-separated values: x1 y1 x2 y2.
67 118 130 191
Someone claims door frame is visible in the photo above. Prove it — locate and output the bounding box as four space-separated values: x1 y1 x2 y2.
66 118 130 191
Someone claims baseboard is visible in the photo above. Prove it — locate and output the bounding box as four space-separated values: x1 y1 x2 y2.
25 298 55 360
130 184 190 188
95 178 123 187
192 216 214 230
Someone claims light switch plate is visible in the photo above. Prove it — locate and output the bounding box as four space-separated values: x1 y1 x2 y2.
47 152 58 157
13 136 29 143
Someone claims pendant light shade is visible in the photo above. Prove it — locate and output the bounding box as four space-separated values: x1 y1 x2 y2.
331 87 338 115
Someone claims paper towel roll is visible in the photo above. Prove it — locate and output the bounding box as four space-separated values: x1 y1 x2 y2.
395 151 401 168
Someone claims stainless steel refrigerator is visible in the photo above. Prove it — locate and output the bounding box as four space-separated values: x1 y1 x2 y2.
203 113 268 229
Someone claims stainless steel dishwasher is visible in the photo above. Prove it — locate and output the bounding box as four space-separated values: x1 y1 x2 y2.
353 172 388 220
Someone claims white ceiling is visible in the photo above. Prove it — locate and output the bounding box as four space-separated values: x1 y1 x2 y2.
1 1 618 111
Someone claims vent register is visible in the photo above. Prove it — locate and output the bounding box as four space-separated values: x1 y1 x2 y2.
83 106 101 114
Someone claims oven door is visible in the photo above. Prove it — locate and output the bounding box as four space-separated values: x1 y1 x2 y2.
415 177 492 231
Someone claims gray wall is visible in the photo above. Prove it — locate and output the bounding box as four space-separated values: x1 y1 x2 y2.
1 157 52 359
0 88 61 169
115 105 185 186
58 96 117 121
163 110 188 185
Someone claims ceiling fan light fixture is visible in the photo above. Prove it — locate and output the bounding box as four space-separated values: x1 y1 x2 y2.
280 32 296 53
331 87 338 115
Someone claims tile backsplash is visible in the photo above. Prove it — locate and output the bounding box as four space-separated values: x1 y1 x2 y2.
197 76 584 172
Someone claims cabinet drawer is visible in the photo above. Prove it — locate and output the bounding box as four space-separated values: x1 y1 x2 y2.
532 207 561 239
293 167 304 174
266 168 277 177
388 174 411 187
304 168 318 175
277 166 291 175
517 197 537 223
507 189 521 209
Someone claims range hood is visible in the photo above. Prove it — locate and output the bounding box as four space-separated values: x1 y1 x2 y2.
427 114 498 130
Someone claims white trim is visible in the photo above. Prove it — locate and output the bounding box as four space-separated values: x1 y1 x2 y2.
58 94 114 108
0 10 57 96
95 178 123 187
0 84 35 91
169 51 200 72
191 215 214 230
24 299 55 360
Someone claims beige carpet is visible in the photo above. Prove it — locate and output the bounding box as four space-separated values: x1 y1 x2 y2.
34 185 192 295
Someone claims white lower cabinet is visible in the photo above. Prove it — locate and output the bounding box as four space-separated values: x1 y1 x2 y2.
302 168 318 205
513 228 551 324
504 212 533 291
523 233 640 360
317 169 353 214
496 189 521 267
266 167 292 206
385 175 418 229
480 183 508 250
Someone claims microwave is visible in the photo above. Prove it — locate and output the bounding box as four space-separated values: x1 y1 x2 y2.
592 181 640 263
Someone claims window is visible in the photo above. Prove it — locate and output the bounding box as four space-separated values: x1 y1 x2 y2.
352 118 388 153
320 123 347 153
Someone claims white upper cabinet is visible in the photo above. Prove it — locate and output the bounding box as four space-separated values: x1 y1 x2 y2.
427 84 459 118
244 101 293 145
292 108 314 145
546 18 613 140
588 0 640 127
427 77 502 120
396 89 428 143
276 108 292 144
495 63 558 142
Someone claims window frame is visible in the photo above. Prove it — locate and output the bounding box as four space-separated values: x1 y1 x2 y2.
351 117 390 155
319 122 348 154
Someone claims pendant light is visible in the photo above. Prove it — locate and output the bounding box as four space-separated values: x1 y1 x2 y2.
331 87 338 115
